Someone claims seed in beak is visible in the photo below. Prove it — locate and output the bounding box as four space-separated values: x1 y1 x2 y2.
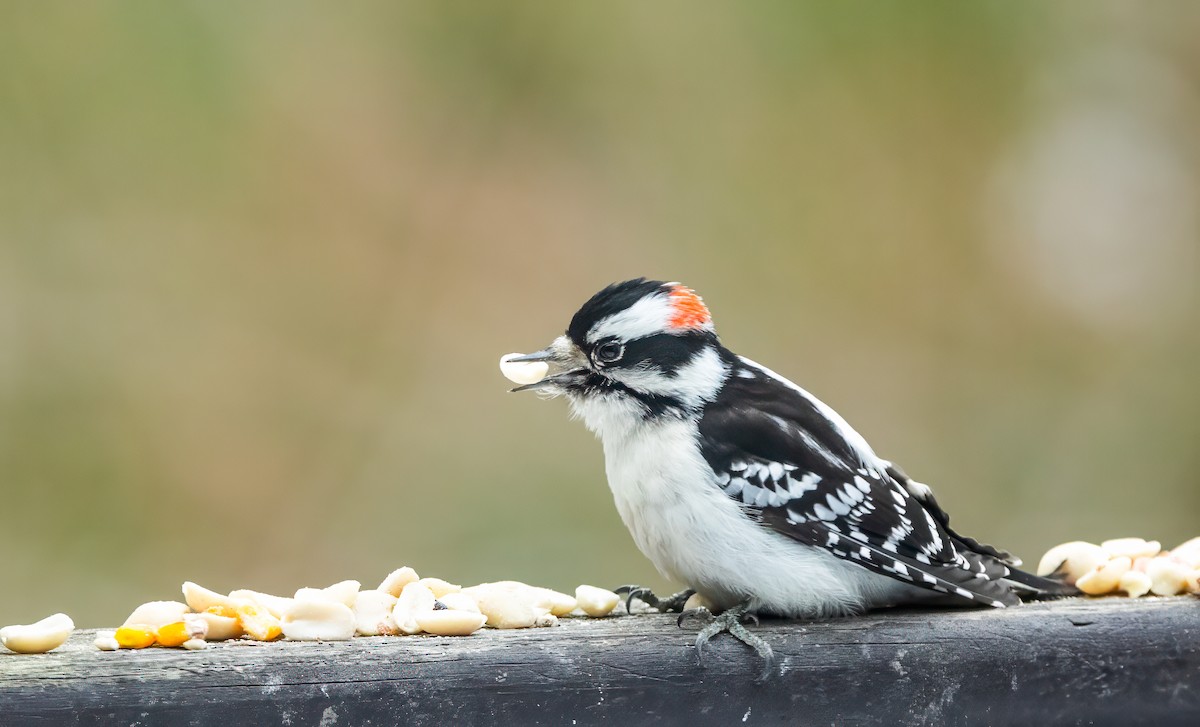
499 353 549 386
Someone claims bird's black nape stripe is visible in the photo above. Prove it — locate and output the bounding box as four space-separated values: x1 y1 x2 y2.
566 278 668 345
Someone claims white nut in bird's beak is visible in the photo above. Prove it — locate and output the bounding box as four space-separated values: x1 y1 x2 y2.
500 353 550 386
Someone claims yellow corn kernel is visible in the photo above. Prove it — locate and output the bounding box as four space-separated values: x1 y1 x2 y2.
156 621 195 647
114 625 157 649
236 603 282 641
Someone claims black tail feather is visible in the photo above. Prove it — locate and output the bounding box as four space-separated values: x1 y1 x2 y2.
1003 565 1079 600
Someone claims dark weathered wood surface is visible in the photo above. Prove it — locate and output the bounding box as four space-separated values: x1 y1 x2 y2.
1 596 1197 726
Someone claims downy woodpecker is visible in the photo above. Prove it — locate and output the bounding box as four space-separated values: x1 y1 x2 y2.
505 279 1067 671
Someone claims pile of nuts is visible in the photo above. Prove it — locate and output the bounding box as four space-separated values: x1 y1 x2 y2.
1 567 621 655
1037 537 1200 597
8 537 1197 655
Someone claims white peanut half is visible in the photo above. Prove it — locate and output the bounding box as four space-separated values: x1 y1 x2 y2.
1146 557 1191 596
182 582 234 613
1119 569 1153 598
94 630 120 651
1075 557 1131 595
393 582 437 635
417 578 461 599
437 593 481 614
181 638 208 651
1171 537 1200 569
1036 541 1109 585
1100 538 1161 561
377 567 420 598
462 584 545 629
281 600 356 641
122 601 190 629
196 611 243 641
466 581 576 617
1 613 75 654
294 580 360 608
228 590 295 620
415 610 487 636
535 589 577 617
353 590 399 636
499 353 549 386
574 585 620 617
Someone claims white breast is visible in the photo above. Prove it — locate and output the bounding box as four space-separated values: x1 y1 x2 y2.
571 397 912 617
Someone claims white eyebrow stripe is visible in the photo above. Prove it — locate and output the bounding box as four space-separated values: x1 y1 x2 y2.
587 293 674 343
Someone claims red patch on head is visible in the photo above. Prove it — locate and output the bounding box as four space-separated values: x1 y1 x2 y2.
668 286 712 330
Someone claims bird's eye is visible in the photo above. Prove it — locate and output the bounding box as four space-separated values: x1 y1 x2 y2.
594 341 624 365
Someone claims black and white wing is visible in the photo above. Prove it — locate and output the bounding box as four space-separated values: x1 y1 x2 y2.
698 359 1022 608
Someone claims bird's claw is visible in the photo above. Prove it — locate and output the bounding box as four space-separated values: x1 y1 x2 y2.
613 585 657 613
612 585 695 614
685 601 775 682
677 606 712 628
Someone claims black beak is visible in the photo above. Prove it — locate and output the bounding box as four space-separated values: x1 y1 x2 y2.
506 337 588 393
504 349 555 364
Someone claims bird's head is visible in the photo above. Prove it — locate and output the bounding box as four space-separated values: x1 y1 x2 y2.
504 279 731 426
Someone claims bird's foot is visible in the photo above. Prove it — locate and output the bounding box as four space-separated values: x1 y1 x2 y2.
678 601 775 681
612 585 696 614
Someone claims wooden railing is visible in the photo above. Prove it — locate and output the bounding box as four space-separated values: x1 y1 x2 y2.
2 597 1197 725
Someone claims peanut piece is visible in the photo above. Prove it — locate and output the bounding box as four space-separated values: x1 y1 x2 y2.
378 567 420 598
281 599 356 641
1075 557 1131 595
228 589 294 619
462 583 545 629
1171 537 1200 569
1036 542 1108 585
1119 569 1152 598
122 601 190 629
465 581 576 616
500 353 549 386
392 583 436 635
236 602 283 641
94 631 120 651
294 580 360 608
1100 538 1161 561
574 585 620 617
1146 557 1190 596
437 593 481 614
415 610 487 636
417 578 462 599
182 582 234 613
1 613 74 654
197 610 243 641
353 590 399 636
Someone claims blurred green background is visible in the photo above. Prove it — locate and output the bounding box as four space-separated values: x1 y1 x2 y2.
1 3 1197 628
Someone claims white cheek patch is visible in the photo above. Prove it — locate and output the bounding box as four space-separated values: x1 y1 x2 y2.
587 294 674 344
499 353 549 386
609 346 728 409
